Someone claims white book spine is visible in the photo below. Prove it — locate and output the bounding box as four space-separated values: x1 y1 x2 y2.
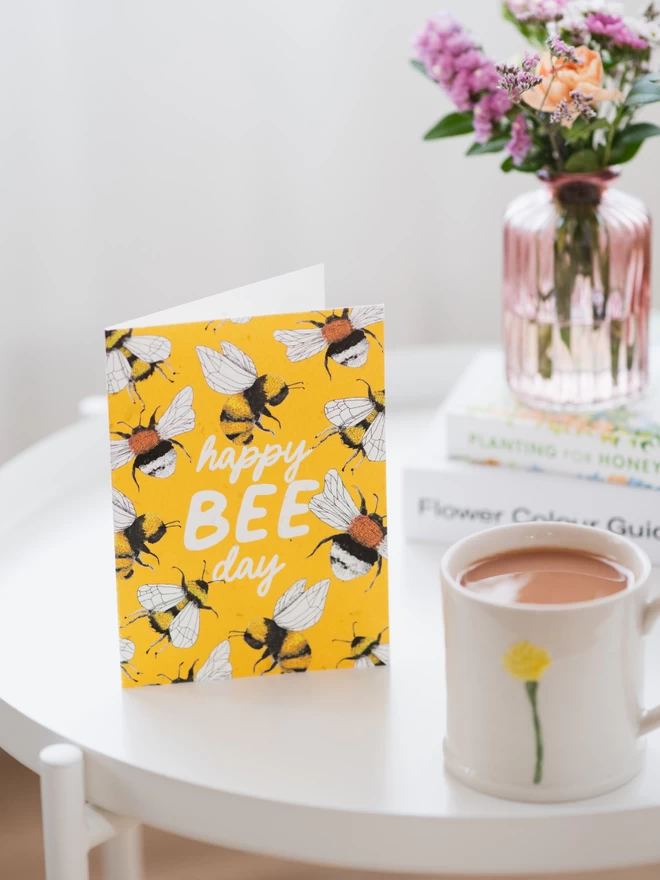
404 462 660 564
445 411 660 490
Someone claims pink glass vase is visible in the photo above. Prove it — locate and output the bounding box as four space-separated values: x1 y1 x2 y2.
503 169 651 410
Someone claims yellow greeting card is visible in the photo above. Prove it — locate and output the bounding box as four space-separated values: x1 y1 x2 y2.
106 267 388 687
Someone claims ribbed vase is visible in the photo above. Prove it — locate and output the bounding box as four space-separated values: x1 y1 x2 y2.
503 169 651 410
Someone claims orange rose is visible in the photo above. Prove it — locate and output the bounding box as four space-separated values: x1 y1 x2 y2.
523 46 621 114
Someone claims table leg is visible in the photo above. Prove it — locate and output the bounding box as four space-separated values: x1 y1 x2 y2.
100 824 144 880
40 744 89 880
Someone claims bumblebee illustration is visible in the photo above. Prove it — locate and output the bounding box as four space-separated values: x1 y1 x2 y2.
273 305 383 376
315 381 386 471
309 469 387 590
335 624 390 669
122 561 222 656
205 317 251 332
105 329 173 403
157 640 232 684
112 488 179 580
230 578 330 674
119 638 141 682
110 385 195 487
196 341 303 446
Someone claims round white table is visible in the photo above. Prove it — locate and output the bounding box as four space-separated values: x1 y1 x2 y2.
2 345 660 878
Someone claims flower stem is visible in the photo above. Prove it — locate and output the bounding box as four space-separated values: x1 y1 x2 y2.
525 680 543 785
603 103 628 168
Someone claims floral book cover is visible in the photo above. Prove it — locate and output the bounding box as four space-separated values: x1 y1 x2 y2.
106 291 388 687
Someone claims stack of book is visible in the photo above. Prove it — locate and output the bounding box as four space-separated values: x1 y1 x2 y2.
403 350 660 563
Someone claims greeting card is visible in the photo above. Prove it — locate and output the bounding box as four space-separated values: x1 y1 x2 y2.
105 266 389 687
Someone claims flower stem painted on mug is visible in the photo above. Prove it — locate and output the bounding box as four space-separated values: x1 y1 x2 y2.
525 680 543 784
503 642 552 785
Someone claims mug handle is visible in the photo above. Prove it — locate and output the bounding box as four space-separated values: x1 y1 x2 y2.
639 597 660 735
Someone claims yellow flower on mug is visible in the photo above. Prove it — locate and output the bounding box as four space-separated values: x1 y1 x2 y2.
503 641 552 682
504 641 552 785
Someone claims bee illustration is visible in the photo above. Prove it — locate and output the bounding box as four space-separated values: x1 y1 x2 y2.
230 578 330 674
273 305 384 376
105 329 173 403
205 316 251 332
110 385 195 487
335 624 390 669
119 638 141 682
112 488 179 580
196 341 303 446
315 380 386 471
157 640 232 684
122 561 222 656
309 469 387 590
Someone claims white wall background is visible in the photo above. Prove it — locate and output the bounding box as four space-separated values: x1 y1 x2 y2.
1 0 659 462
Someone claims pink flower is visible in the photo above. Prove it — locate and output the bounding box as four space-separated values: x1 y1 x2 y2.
506 0 569 23
506 114 533 165
585 11 649 49
413 14 511 137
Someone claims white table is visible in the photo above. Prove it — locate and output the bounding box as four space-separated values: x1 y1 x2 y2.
2 345 660 878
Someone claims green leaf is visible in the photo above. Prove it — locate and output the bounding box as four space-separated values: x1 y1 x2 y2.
609 139 643 165
410 59 429 77
423 112 474 140
632 72 660 86
625 79 660 107
564 118 610 144
466 135 509 155
614 122 660 145
501 153 545 173
565 150 602 172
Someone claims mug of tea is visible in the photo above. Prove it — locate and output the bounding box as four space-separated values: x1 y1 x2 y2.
441 522 660 802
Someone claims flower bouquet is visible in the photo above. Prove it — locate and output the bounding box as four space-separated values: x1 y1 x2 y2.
412 2 659 409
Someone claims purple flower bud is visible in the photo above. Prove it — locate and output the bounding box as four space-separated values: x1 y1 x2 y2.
522 50 541 71
547 36 581 64
497 60 543 102
550 98 574 124
569 89 597 120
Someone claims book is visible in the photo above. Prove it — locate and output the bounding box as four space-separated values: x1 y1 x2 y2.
403 406 660 565
106 266 389 687
445 351 660 490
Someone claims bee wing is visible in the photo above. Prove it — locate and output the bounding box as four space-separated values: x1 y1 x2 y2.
362 410 386 462
324 397 375 428
123 334 171 363
110 439 135 470
273 578 307 620
349 305 384 330
371 643 390 665
196 343 257 394
354 655 373 670
106 349 131 394
273 578 330 632
309 469 360 531
377 535 388 560
136 583 185 611
230 317 251 324
169 601 200 649
195 640 232 681
273 328 327 362
112 488 136 532
156 386 195 440
119 638 135 662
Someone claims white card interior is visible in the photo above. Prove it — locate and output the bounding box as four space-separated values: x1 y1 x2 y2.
110 264 325 329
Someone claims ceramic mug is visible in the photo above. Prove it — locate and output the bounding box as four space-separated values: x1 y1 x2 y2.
441 522 660 802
